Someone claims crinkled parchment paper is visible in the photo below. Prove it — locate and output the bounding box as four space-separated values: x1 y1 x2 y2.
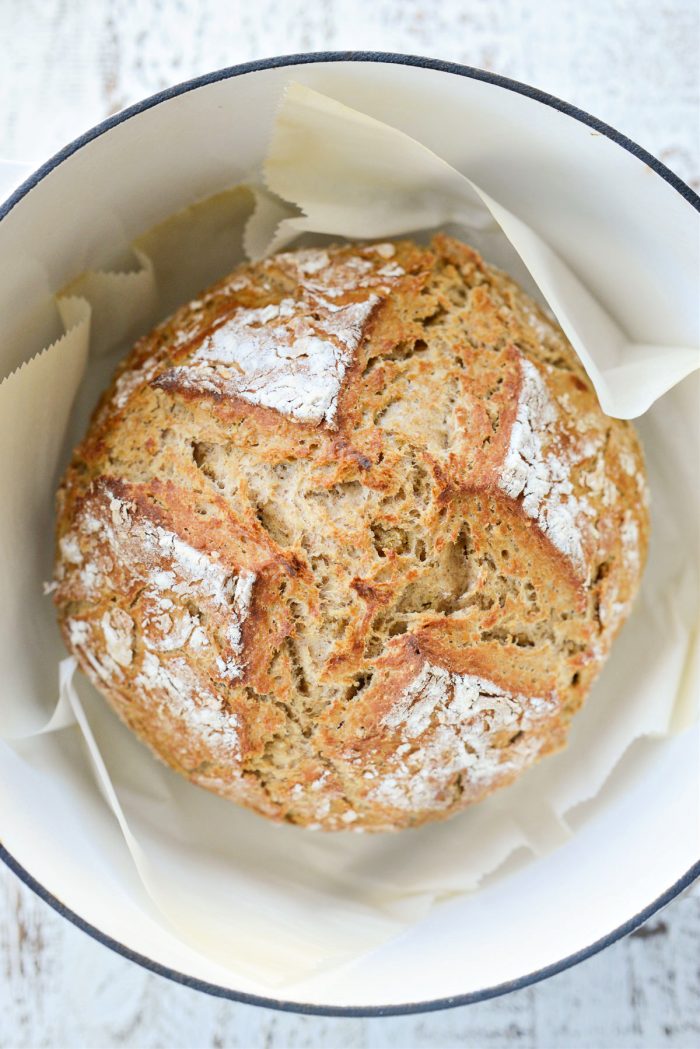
0 85 698 987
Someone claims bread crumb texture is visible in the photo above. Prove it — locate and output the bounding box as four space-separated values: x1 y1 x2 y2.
53 236 649 831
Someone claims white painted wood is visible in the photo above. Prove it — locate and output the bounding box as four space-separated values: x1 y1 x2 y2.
0 0 698 192
0 1 698 1044
1 867 699 1047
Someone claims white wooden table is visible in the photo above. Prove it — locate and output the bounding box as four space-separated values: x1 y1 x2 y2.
1 2 698 1045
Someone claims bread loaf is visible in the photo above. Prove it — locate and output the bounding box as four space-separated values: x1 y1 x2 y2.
53 235 649 831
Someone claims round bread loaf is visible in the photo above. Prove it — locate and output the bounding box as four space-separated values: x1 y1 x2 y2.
53 235 649 831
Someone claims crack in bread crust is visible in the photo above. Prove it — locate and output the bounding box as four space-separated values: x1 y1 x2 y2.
53 235 649 832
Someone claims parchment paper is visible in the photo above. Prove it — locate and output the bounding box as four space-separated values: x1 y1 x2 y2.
0 86 698 988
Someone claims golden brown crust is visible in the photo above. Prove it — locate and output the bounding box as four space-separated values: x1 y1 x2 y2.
53 235 649 831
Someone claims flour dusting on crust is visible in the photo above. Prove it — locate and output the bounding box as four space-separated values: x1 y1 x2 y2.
500 357 595 574
370 661 558 813
59 482 254 758
157 247 404 426
163 295 377 425
136 652 241 760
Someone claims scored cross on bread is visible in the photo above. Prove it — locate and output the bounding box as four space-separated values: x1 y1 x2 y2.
53 235 648 831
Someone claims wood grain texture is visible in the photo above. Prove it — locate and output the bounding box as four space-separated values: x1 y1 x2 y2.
0 0 698 189
1 869 699 1047
1 0 698 1045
